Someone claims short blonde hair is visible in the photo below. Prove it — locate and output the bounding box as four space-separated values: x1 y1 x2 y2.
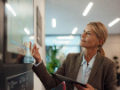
88 22 108 56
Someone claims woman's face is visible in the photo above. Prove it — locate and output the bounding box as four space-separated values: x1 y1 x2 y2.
80 25 100 49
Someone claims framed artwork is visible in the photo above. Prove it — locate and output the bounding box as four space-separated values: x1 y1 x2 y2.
36 6 42 46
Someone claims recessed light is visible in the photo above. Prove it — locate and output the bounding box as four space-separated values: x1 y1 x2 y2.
108 18 120 27
83 2 93 16
52 18 56 28
72 27 78 34
57 36 74 39
29 36 34 39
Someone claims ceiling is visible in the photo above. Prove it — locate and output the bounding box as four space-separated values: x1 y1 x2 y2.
45 0 120 35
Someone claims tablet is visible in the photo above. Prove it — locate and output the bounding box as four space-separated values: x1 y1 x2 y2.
51 73 86 88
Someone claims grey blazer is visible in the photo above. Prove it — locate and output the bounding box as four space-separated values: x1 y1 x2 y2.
32 52 117 90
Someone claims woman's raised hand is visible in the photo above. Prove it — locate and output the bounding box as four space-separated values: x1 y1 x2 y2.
29 42 41 63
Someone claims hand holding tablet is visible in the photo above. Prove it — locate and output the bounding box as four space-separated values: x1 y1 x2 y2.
51 73 86 88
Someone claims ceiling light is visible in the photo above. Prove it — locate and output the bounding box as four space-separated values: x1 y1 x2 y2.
57 41 70 44
108 18 120 27
83 2 93 16
24 28 30 35
5 3 16 16
53 39 70 44
72 27 78 34
52 18 56 28
29 36 34 39
57 36 74 39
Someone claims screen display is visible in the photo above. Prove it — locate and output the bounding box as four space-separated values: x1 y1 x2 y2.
6 70 33 90
4 0 34 63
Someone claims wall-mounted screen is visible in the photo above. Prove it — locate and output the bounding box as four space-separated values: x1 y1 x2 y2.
4 0 34 63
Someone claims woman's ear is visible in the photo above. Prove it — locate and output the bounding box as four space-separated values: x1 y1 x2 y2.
98 38 103 46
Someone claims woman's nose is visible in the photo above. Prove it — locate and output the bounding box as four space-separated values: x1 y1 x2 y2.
81 32 86 38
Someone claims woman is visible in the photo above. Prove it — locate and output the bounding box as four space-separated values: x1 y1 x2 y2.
31 22 117 90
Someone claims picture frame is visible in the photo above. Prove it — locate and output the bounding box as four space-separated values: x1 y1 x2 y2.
36 6 42 46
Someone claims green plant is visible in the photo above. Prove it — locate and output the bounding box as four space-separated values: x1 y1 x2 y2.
46 46 62 73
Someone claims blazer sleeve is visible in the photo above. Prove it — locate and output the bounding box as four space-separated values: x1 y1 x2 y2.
104 62 117 90
32 54 69 90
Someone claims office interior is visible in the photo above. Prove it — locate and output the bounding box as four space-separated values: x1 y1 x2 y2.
0 0 120 90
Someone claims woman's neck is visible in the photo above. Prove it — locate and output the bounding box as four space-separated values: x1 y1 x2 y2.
84 48 97 63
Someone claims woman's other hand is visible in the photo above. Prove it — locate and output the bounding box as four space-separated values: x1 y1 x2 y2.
29 42 41 63
74 84 94 90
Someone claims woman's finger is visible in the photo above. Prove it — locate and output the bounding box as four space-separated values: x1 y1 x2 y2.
32 44 36 53
32 48 39 56
34 44 37 49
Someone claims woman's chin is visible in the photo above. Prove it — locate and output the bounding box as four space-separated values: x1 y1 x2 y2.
80 43 84 47
80 43 87 48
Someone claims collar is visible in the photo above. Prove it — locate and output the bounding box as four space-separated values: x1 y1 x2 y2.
81 53 97 69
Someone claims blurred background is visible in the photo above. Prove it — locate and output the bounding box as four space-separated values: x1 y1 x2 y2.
1 0 120 90
44 0 120 89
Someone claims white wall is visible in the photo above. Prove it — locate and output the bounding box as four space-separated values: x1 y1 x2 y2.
34 0 45 90
103 34 120 72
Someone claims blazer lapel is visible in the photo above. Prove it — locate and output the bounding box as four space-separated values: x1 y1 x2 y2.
73 52 83 80
87 52 103 84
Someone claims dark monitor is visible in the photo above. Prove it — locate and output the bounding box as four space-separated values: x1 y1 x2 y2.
4 0 34 64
